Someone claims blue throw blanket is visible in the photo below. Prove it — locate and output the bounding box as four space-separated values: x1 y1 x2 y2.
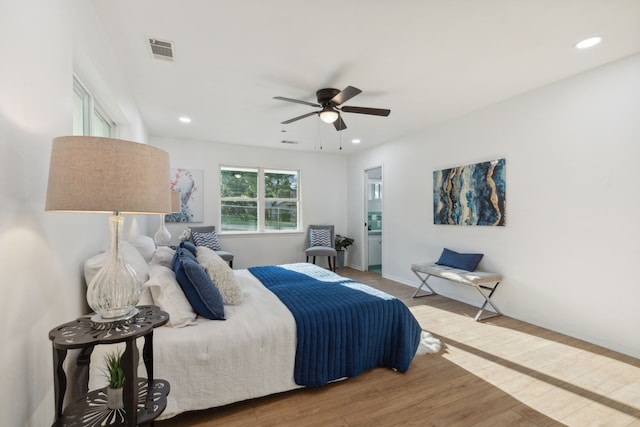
248 264 422 387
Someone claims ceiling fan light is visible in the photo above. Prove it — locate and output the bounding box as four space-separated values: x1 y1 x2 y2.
319 109 339 124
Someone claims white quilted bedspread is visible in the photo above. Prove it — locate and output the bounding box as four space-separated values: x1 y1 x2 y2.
89 269 300 420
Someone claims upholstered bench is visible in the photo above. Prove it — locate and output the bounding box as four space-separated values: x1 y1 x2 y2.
411 262 503 321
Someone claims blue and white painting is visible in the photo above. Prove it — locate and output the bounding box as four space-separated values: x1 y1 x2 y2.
433 158 506 226
166 168 204 223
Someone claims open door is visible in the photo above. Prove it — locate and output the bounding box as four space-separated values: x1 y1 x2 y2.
365 167 382 274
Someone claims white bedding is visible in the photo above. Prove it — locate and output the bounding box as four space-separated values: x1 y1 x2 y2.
89 269 300 420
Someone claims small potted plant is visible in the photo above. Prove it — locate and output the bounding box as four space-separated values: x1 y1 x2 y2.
178 226 192 242
334 235 355 269
104 350 125 410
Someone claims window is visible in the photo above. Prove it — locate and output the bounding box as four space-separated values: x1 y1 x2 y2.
220 167 259 232
220 166 299 232
73 78 90 136
264 169 299 231
92 106 112 137
73 76 115 137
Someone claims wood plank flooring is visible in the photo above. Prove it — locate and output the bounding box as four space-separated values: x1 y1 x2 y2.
157 268 640 426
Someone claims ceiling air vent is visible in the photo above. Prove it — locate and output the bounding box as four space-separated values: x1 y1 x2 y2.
148 38 174 61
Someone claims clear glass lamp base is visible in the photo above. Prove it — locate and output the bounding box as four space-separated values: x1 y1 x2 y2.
87 215 142 329
91 307 140 328
154 215 172 246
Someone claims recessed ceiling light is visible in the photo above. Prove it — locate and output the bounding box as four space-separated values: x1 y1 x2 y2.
352 139 361 144
575 36 602 49
179 116 191 123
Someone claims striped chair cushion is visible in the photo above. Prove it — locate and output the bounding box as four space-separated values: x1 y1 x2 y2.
310 228 332 247
192 230 222 251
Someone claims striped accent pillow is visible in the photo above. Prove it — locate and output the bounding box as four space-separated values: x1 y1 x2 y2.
310 228 332 247
192 230 222 251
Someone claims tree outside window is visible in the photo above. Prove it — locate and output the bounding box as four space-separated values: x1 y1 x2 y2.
264 170 298 231
220 167 299 232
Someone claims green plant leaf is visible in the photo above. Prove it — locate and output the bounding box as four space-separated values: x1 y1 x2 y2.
103 350 125 388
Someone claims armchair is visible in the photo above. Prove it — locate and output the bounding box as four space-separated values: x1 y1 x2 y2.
305 225 337 272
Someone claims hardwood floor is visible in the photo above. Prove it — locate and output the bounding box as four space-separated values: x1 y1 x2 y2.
158 268 640 426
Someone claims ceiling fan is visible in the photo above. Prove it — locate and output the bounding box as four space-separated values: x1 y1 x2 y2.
274 86 390 131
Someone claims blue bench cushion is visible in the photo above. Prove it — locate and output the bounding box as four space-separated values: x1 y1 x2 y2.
436 248 483 272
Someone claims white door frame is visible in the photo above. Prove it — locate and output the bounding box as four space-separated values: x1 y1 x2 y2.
364 166 383 273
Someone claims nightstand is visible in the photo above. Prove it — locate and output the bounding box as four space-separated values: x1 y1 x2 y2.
49 305 170 426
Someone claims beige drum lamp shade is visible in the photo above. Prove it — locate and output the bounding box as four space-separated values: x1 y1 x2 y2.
171 190 180 213
46 136 171 214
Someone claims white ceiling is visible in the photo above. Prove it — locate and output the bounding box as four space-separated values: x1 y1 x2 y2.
91 0 640 154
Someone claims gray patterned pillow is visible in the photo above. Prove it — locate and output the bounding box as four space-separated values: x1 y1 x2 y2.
310 228 332 247
192 230 222 251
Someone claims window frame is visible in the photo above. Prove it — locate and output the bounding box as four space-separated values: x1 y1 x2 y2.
73 75 116 137
219 165 301 234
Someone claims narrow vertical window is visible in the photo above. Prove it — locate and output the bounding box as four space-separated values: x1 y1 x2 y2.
73 76 115 137
73 78 90 136
264 169 298 231
92 107 112 137
220 167 259 232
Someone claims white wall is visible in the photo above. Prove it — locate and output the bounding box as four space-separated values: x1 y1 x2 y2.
150 136 348 269
348 53 640 359
1 2 637 424
0 2 149 425
71 3 148 143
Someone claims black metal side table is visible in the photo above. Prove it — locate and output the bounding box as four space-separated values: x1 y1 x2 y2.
49 305 170 426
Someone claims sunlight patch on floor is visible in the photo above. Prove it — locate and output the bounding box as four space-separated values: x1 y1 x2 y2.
409 304 640 425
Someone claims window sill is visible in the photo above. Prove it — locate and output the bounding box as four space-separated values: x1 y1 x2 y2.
218 230 304 238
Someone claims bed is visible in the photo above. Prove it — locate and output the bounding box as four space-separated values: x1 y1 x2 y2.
85 239 438 421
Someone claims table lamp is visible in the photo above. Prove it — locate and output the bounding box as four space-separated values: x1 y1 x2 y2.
154 191 180 246
46 136 170 324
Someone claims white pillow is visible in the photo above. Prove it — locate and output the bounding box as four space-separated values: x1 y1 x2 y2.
196 246 243 305
139 286 154 306
149 246 176 269
127 235 157 262
84 241 150 285
145 264 197 328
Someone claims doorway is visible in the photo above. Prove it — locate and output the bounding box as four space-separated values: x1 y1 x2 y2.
365 167 382 274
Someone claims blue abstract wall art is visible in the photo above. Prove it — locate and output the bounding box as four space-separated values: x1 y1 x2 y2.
433 158 506 226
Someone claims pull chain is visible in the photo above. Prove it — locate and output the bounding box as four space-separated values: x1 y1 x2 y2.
316 117 323 150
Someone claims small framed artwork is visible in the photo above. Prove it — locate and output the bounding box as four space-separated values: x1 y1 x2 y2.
167 168 204 223
433 158 506 226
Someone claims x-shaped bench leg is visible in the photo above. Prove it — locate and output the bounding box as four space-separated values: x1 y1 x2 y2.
474 282 502 321
411 271 437 298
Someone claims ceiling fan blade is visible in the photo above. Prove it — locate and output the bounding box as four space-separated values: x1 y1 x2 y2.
273 96 320 108
341 105 391 116
330 86 362 106
281 111 318 124
333 115 347 131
